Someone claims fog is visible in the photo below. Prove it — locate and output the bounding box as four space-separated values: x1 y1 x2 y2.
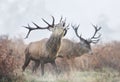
0 0 120 43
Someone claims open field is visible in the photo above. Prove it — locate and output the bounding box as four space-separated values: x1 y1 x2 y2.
0 35 120 82
23 68 120 82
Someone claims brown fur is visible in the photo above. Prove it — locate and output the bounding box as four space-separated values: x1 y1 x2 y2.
58 39 91 58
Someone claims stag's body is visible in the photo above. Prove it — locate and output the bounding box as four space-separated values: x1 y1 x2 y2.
58 39 90 58
22 16 69 75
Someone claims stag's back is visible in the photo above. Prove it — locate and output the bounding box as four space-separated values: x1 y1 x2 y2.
58 39 90 58
57 39 75 58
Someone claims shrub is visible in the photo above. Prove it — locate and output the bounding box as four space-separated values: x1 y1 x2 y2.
0 35 26 82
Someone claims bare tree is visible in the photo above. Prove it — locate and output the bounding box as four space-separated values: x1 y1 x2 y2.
22 16 69 75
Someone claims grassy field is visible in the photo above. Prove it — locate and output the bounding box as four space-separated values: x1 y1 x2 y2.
23 68 120 82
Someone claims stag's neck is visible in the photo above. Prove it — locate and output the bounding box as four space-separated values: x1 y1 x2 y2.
46 34 62 58
74 43 85 55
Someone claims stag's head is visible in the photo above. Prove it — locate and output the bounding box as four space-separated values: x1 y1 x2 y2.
72 24 101 55
51 17 69 38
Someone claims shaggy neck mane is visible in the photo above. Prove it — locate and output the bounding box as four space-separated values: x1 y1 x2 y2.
46 34 62 58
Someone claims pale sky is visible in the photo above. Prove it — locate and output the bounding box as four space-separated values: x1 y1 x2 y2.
0 0 120 43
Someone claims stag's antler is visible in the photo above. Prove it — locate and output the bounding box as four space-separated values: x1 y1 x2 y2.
60 16 63 23
89 24 101 43
72 24 101 44
71 24 80 38
71 24 86 41
59 16 67 27
23 16 55 38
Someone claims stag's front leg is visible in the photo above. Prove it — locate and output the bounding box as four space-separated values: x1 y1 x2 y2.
51 60 59 74
32 61 40 73
41 61 45 76
22 54 30 71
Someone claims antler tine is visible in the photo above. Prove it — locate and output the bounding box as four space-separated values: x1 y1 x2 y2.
42 18 52 27
24 29 31 39
72 24 86 42
90 24 101 39
51 16 55 26
91 34 101 39
24 22 51 39
88 24 101 44
23 24 37 39
32 22 49 29
63 23 70 36
24 16 56 38
59 17 66 27
66 23 70 28
42 16 55 28
71 24 80 38
32 22 41 29
62 18 66 27
60 16 63 22
93 24 101 32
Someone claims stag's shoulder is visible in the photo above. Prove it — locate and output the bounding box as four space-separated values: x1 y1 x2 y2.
62 39 73 43
61 39 75 46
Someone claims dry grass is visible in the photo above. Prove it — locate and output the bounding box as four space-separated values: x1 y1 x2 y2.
23 68 120 82
93 41 120 70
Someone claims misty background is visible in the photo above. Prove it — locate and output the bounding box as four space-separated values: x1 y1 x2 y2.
0 0 120 43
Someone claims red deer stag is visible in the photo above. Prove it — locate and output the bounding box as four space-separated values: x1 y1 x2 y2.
32 24 101 72
59 24 101 58
22 16 69 75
